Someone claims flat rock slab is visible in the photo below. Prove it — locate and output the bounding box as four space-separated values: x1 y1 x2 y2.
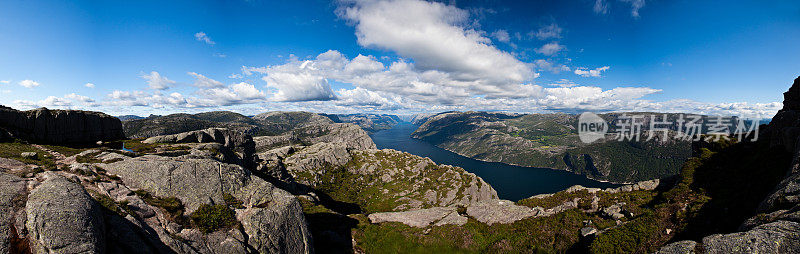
466 200 539 225
369 207 467 228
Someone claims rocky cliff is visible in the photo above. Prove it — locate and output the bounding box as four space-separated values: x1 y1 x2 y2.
0 106 124 144
654 76 800 253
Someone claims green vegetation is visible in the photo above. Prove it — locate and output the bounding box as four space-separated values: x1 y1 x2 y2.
353 209 613 253
518 190 594 209
133 189 187 225
75 150 104 163
190 204 239 233
122 139 162 153
223 193 245 209
589 137 791 253
40 144 84 157
88 189 126 216
0 141 57 170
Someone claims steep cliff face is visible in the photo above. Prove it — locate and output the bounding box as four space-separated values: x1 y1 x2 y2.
0 106 124 144
653 76 800 253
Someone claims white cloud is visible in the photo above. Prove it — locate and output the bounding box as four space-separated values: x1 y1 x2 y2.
491 29 510 43
535 59 570 73
264 71 336 102
344 54 385 74
12 93 100 109
0 80 9 84
65 93 95 104
194 82 267 106
574 66 610 77
18 80 40 88
195 32 215 45
214 53 226 58
340 0 534 87
140 71 175 90
535 42 565 56
532 24 562 40
188 72 224 88
84 83 95 88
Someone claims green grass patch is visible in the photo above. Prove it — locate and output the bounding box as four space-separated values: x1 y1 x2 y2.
190 204 239 233
0 141 57 170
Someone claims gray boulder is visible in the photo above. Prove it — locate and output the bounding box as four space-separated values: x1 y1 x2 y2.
0 173 26 254
701 220 800 253
0 106 124 144
655 240 697 254
102 155 314 253
26 174 105 253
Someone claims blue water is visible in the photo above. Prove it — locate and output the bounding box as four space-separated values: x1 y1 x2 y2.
369 122 620 201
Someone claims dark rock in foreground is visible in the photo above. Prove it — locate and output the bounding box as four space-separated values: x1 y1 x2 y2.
0 106 124 144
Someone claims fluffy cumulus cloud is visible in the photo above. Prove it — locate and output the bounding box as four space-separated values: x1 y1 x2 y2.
18 80 40 88
195 82 267 106
574 66 610 77
141 71 175 90
340 0 534 88
84 83 95 88
195 32 215 45
535 42 564 56
13 93 98 109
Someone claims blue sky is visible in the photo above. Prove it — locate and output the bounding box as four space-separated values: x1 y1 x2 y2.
1 0 798 118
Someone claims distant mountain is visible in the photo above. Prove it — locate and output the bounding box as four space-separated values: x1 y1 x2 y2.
410 111 728 183
123 110 336 139
322 113 402 133
116 115 145 121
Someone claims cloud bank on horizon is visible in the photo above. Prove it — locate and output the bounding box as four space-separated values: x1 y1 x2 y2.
1 0 797 119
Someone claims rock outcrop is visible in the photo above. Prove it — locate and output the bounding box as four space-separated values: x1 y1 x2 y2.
253 123 376 152
101 154 314 253
26 173 105 253
368 207 467 228
0 106 124 144
143 128 257 167
285 146 498 213
656 76 800 253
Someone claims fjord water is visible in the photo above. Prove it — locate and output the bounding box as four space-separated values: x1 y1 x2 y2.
370 122 619 201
